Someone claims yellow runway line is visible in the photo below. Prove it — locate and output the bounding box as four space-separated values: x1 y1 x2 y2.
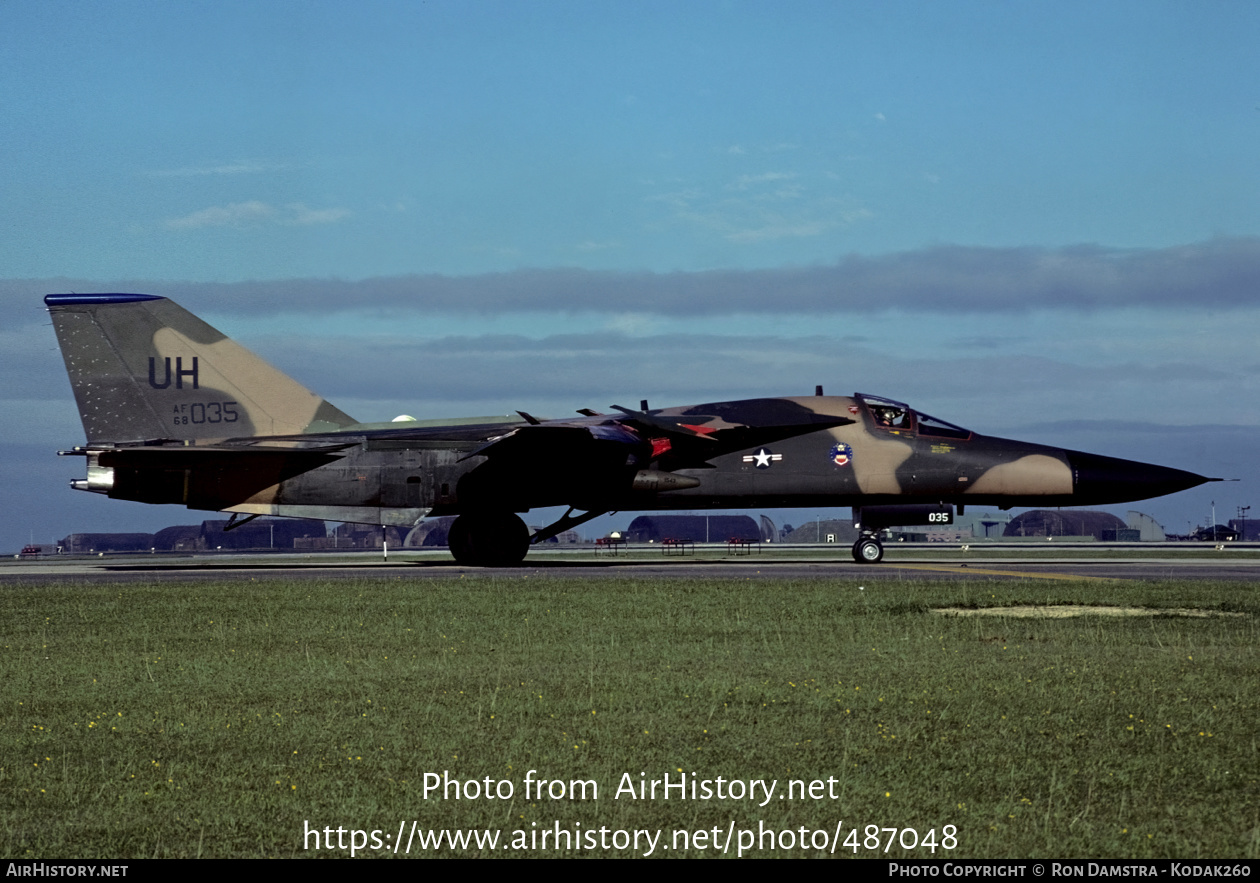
888 563 1120 581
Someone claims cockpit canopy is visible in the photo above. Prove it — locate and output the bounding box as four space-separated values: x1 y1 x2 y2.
855 393 972 440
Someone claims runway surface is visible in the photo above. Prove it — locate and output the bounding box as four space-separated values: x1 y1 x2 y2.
4 549 1260 583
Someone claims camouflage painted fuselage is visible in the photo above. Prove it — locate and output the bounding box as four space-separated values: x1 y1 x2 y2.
624 395 1185 511
46 294 1210 538
74 394 1208 529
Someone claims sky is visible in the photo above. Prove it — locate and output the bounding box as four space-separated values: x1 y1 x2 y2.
3 0 1259 552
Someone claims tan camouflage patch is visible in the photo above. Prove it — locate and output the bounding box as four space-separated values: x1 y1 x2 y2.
821 396 909 494
151 326 351 437
964 454 1072 496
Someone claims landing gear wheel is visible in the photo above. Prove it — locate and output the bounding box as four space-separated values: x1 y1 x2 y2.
852 536 884 564
448 512 530 567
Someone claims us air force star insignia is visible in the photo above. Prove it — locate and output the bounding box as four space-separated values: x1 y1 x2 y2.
742 447 783 469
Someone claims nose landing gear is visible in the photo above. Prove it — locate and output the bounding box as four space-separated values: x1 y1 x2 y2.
852 534 884 564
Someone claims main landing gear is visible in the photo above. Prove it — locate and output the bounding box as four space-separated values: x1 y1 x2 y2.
852 533 884 564
447 506 610 567
448 512 530 567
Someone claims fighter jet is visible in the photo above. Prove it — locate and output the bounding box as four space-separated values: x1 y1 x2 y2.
44 293 1215 565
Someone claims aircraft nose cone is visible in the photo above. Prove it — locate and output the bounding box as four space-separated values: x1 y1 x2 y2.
1066 450 1213 504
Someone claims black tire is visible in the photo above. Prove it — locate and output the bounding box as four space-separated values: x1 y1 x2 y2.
852 537 884 564
448 512 530 567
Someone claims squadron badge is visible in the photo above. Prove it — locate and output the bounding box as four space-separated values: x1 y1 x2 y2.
829 443 853 467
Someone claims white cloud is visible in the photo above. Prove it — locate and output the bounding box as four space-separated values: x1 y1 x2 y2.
603 313 658 335
574 240 620 253
147 161 282 177
729 172 796 191
165 201 275 229
725 220 829 243
287 204 352 226
164 201 350 229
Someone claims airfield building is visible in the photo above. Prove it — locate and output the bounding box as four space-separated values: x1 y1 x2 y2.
625 515 761 544
312 523 406 549
404 516 457 547
60 533 155 554
201 519 327 550
1126 511 1167 541
1228 518 1260 541
1003 510 1127 540
781 519 860 544
61 519 326 554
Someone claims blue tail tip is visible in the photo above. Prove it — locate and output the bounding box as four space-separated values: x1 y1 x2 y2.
45 293 166 306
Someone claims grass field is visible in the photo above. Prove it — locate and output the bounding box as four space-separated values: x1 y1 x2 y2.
1 574 1257 858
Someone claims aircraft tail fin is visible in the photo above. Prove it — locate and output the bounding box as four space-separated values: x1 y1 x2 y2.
45 293 357 443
